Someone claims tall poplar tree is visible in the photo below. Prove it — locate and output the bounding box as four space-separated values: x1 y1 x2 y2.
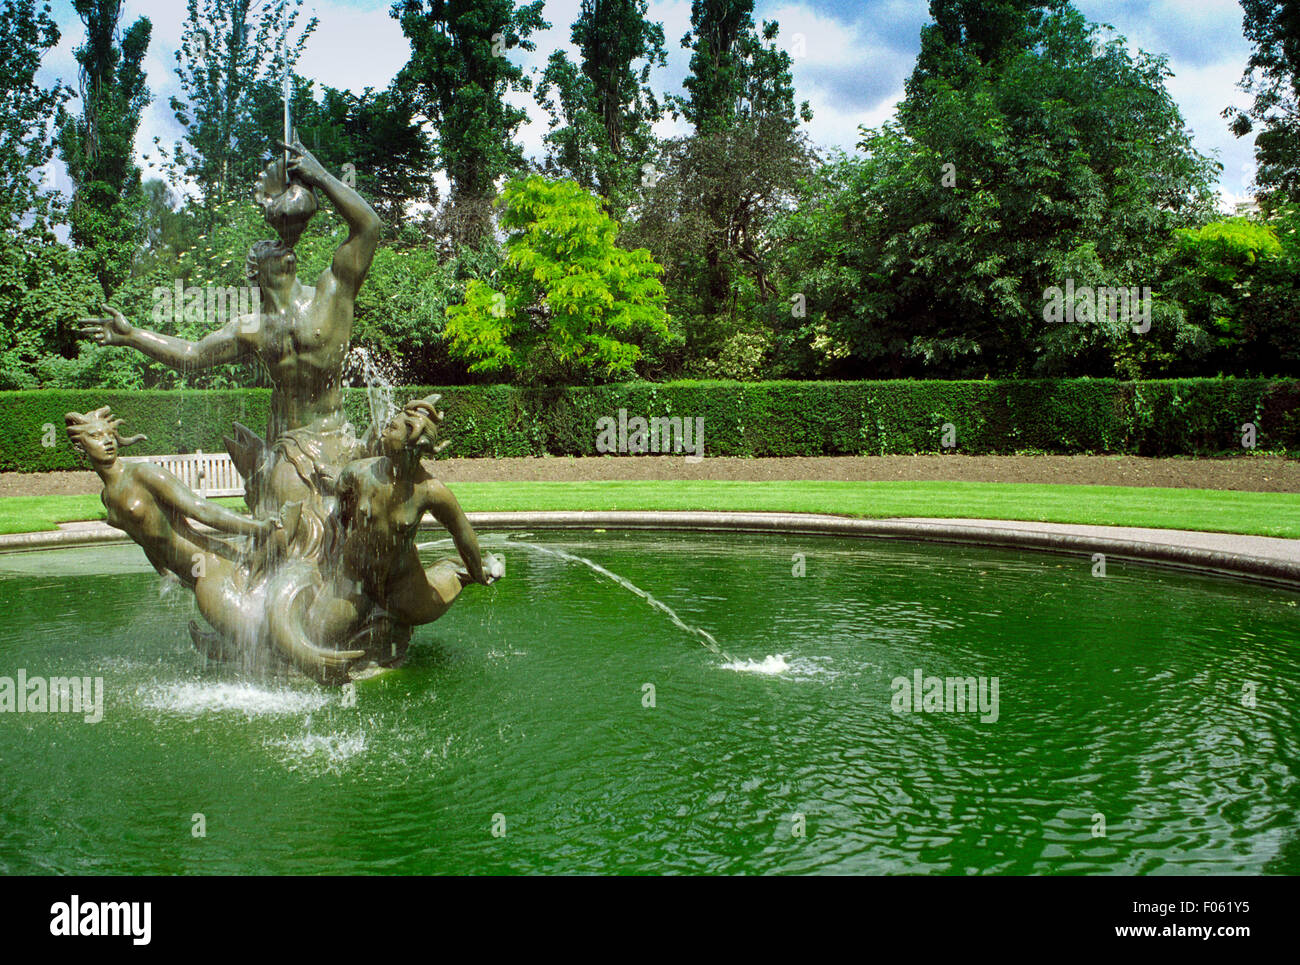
392 0 548 246
58 0 152 294
536 0 666 205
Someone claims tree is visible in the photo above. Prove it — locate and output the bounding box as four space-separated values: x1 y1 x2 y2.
168 0 317 209
774 5 1219 380
445 176 670 383
0 229 104 389
674 1 808 133
392 0 548 246
58 0 152 295
536 0 666 205
632 117 814 343
0 0 67 230
905 0 1056 111
677 0 747 134
138 179 190 256
1225 0 1300 206
246 76 437 232
634 2 812 343
1163 208 1300 375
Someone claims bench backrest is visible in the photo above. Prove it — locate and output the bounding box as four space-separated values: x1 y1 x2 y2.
123 451 245 497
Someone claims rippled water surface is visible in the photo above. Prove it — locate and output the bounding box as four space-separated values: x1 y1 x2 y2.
1 533 1297 874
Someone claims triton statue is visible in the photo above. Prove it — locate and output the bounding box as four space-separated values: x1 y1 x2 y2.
74 140 500 684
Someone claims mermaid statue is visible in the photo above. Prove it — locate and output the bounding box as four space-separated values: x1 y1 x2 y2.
73 138 499 683
271 396 502 681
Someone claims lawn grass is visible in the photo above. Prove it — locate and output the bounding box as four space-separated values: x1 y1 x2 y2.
0 494 244 535
1 481 1298 538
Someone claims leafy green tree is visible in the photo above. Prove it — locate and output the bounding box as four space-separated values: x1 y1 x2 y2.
392 0 548 246
446 175 670 383
678 0 749 133
1240 204 1300 371
245 76 437 233
1164 210 1300 374
905 0 1055 113
1168 218 1282 345
58 0 152 295
353 239 500 383
0 229 104 389
775 5 1218 379
636 0 811 345
0 0 67 230
631 117 813 360
138 178 192 258
168 0 317 209
1225 0 1300 205
674 1 809 133
536 0 666 206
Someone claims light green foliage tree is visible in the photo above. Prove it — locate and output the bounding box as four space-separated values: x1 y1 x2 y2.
1164 210 1300 374
1170 217 1282 349
446 176 670 383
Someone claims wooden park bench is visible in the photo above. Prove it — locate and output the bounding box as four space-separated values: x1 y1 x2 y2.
123 450 246 497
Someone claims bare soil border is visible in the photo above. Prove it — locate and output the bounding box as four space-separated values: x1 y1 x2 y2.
2 453 1296 497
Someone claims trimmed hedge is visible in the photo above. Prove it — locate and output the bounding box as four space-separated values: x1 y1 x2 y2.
1 389 273 472
2 379 1296 471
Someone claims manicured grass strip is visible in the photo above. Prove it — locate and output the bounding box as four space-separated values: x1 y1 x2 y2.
444 481 1300 539
0 494 244 535
2 481 1298 539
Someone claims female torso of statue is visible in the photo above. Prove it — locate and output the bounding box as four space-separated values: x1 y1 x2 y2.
99 464 231 588
334 456 431 589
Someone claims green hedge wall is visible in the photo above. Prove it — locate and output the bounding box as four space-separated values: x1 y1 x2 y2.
0 389 274 472
2 379 1296 471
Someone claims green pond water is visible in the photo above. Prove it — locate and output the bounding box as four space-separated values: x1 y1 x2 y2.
0 531 1297 875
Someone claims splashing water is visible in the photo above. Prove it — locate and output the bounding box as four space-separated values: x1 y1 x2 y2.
267 729 368 772
716 654 839 679
721 654 790 674
344 345 399 436
506 539 735 661
139 681 329 717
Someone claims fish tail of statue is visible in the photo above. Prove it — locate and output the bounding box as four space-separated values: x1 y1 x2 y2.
266 567 366 685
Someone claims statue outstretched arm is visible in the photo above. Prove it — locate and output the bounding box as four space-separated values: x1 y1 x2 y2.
279 139 380 295
426 481 488 585
141 465 273 537
77 304 246 370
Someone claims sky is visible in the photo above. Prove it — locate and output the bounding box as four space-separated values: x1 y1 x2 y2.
35 0 1260 211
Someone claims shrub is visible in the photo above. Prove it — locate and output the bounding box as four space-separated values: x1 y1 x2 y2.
3 378 1294 471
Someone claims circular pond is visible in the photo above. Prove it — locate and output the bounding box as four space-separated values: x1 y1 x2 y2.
0 531 1297 874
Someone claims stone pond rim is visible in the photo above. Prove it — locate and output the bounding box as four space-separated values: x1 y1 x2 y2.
5 511 1299 592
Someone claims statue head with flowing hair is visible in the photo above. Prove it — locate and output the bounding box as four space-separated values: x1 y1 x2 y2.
379 395 449 461
65 406 148 467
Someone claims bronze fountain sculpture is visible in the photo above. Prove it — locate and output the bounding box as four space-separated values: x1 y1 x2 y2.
74 139 501 684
